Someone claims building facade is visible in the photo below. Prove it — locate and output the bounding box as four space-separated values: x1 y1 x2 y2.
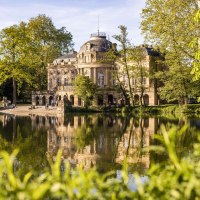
32 32 162 107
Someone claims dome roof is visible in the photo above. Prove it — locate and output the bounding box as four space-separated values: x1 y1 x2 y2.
80 32 112 52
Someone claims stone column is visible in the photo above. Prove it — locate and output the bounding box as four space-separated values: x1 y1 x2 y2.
39 96 43 106
94 68 96 84
90 67 92 80
148 93 155 106
32 95 36 106
105 68 108 86
74 95 79 106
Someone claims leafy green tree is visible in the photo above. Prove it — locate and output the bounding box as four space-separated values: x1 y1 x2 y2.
25 14 73 91
102 45 130 105
155 58 200 104
113 26 134 106
74 75 98 108
0 23 32 104
190 6 200 80
141 0 200 104
128 47 149 106
0 14 74 103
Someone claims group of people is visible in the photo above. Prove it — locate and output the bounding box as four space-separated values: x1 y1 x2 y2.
45 100 59 109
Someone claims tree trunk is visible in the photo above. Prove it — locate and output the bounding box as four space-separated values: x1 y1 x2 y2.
113 64 130 106
12 78 17 105
124 62 134 106
139 96 143 106
140 89 144 106
119 84 130 106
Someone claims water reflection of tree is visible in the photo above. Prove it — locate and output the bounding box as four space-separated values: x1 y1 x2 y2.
75 115 97 150
0 116 48 177
112 116 130 163
152 117 199 163
73 114 152 172
1 113 198 175
122 117 151 172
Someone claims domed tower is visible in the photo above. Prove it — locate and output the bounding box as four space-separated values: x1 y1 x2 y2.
77 32 118 105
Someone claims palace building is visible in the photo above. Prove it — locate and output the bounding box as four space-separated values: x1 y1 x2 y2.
32 32 162 108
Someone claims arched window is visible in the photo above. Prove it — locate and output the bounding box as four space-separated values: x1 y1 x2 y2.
57 78 61 86
36 96 40 106
42 96 46 105
64 78 68 86
143 94 149 106
49 96 53 105
49 79 53 88
70 95 74 105
108 95 113 105
78 97 82 106
63 95 67 102
97 71 104 87
134 95 139 105
97 95 103 106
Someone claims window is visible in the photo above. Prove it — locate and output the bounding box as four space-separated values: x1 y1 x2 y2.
57 78 61 86
50 79 53 88
84 69 90 77
97 71 104 87
86 43 91 50
64 78 68 86
78 97 82 106
142 77 146 85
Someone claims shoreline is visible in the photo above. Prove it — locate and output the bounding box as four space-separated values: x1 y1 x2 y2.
0 105 63 117
1 104 200 117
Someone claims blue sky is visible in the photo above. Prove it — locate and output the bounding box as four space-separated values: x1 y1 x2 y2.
0 0 146 50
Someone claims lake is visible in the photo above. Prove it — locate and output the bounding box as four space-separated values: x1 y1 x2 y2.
0 113 199 176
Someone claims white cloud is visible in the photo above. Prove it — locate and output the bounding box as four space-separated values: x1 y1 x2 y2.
0 0 146 50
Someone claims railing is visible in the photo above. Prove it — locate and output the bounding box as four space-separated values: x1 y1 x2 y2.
91 32 106 37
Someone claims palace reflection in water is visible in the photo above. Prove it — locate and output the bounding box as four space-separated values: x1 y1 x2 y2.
30 114 157 171
0 113 198 173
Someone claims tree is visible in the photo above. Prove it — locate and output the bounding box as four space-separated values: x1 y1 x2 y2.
102 45 130 105
155 59 197 104
141 0 200 104
0 14 74 103
190 4 200 80
25 14 73 91
0 23 32 104
113 25 134 106
128 47 149 106
73 75 98 108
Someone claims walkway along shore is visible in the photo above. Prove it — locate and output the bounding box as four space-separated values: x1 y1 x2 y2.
0 105 63 117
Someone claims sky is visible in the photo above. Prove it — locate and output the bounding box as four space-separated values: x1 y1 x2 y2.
0 0 146 50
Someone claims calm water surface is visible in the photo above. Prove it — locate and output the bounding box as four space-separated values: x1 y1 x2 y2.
0 113 199 176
